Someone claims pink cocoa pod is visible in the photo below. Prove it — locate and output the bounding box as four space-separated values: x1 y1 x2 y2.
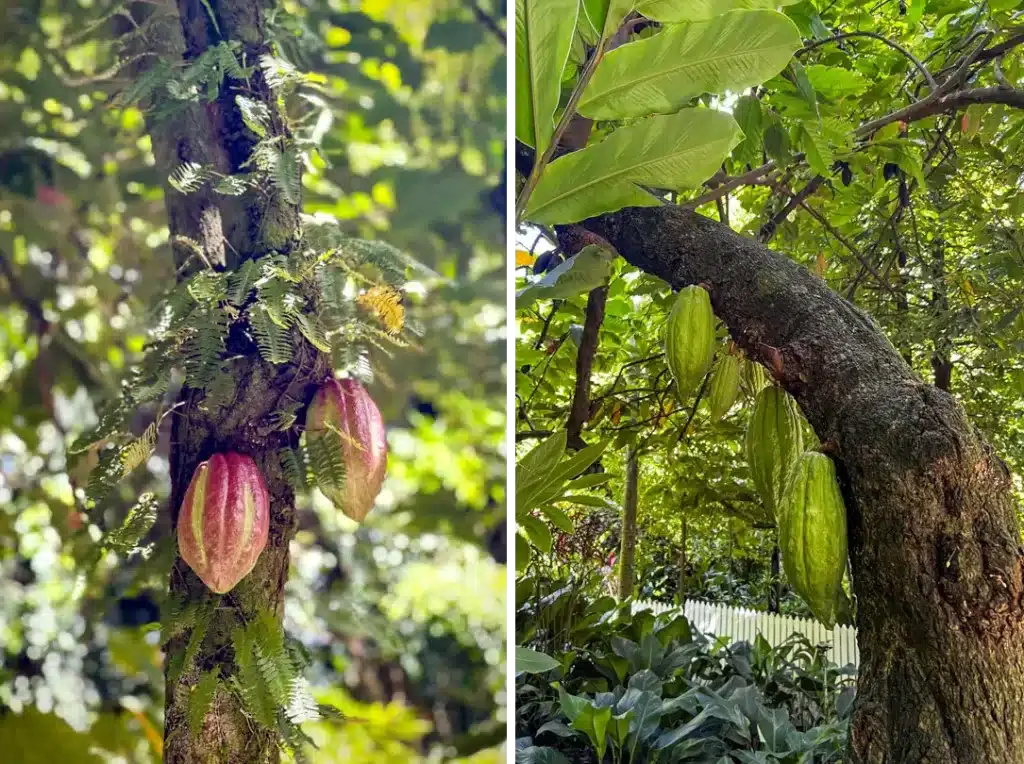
177 452 270 594
305 378 388 522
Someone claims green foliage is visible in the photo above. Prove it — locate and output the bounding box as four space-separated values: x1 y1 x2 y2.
516 585 853 763
188 669 220 733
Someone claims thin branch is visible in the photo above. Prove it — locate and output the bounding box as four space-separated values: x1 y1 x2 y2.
799 31 938 92
758 174 825 243
467 0 505 44
854 87 1024 138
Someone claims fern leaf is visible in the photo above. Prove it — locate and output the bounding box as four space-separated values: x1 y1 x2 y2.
169 162 212 194
260 54 302 90
284 677 320 724
249 305 294 365
275 146 301 205
278 716 315 763
104 492 158 555
121 422 158 474
213 174 251 196
227 259 262 306
236 95 270 138
180 615 209 679
181 308 228 388
279 447 307 492
188 669 220 733
86 446 126 507
305 428 346 501
295 312 331 352
70 401 127 454
356 285 404 334
186 271 227 304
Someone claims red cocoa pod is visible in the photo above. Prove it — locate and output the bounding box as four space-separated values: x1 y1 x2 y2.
305 378 387 522
177 452 270 593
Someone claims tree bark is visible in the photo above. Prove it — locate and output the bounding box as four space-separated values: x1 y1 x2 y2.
931 239 953 392
137 2 323 761
768 543 780 614
573 203 1024 763
617 447 638 600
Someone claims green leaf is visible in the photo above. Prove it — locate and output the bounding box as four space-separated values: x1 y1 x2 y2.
539 504 574 532
788 59 817 117
571 703 612 761
519 513 553 553
578 10 801 120
515 0 580 153
515 646 561 674
798 123 832 176
188 669 220 733
516 430 568 514
516 245 617 308
515 532 533 573
635 0 802 22
526 109 742 225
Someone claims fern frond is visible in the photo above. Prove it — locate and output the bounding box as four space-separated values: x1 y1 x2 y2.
181 615 209 677
274 146 302 205
230 612 294 729
236 94 270 138
117 58 174 107
260 53 302 90
70 401 127 454
279 447 307 492
243 136 285 173
227 258 262 306
278 715 314 764
356 285 404 334
86 446 126 507
257 276 300 328
294 312 331 352
187 271 227 304
213 174 252 196
181 308 228 388
249 305 294 365
337 238 411 286
299 213 347 252
104 492 158 555
306 428 346 501
284 678 320 724
169 162 213 194
121 422 158 474
188 669 220 733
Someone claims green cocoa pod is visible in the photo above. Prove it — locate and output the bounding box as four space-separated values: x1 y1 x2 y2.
779 451 848 628
708 352 742 422
742 355 770 396
665 286 716 403
745 385 803 518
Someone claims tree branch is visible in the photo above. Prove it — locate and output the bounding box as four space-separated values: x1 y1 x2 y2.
565 286 608 450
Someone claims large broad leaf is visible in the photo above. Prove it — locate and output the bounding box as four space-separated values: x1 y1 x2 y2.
516 430 568 513
581 0 637 39
515 244 616 307
578 10 802 120
515 746 572 764
526 109 742 225
515 0 579 153
516 646 562 674
635 0 802 22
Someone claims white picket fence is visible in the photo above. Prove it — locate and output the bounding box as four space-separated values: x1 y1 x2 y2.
634 598 860 669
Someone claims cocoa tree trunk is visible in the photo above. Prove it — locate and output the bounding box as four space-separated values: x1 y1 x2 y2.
566 285 607 450
768 543 780 614
137 2 323 761
617 447 638 599
573 204 1024 763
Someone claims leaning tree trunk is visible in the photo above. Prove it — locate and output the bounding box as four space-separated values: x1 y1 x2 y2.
564 204 1024 763
617 447 639 600
136 2 325 761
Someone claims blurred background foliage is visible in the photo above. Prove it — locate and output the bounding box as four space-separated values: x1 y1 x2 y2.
0 0 507 760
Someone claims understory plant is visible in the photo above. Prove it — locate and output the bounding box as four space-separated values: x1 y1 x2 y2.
515 586 854 763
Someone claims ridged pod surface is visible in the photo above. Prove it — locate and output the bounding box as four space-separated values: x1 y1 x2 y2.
306 378 388 522
177 452 270 594
745 385 803 518
742 355 770 396
708 353 742 421
779 451 848 627
664 285 716 402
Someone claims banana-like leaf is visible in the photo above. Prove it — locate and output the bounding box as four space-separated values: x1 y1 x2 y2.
635 0 802 22
516 0 580 153
526 109 742 225
515 244 616 309
578 9 802 120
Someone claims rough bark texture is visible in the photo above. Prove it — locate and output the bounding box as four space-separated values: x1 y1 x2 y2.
573 204 1024 763
618 447 638 600
136 1 323 761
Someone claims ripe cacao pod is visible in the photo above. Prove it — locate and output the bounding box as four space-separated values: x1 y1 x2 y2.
779 451 848 628
745 385 803 519
177 452 270 594
665 286 716 403
305 378 388 522
707 353 741 422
